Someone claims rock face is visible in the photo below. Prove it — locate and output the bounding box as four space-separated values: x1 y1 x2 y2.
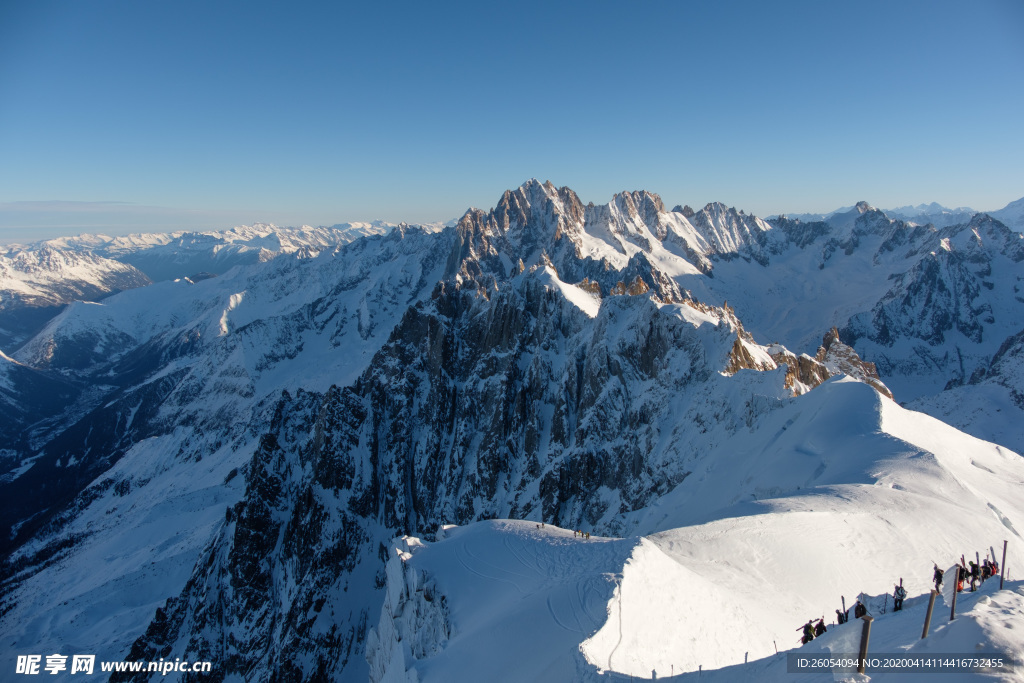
365 536 450 683
1 180 1021 682
61 183 809 681
105 271 788 680
814 327 893 399
762 327 892 399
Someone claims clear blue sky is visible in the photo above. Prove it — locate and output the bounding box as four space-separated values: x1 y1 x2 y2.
1 0 1022 242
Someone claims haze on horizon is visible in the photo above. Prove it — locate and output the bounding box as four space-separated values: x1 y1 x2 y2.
1 0 1022 244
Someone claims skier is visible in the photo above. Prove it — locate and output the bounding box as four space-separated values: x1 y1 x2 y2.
799 620 815 645
969 561 980 591
933 564 944 592
956 565 966 592
893 583 907 611
853 600 867 619
814 619 827 637
982 559 992 580
835 608 847 625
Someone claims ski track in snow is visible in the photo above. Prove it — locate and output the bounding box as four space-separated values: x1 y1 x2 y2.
987 502 1021 539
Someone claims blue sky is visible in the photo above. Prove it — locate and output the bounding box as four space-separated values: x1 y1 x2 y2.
1 0 1022 242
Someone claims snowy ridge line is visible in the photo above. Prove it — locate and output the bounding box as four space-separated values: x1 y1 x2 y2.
370 521 1024 682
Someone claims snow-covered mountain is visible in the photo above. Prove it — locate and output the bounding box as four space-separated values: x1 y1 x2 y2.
883 202 978 228
989 196 1024 232
702 206 1024 423
0 181 1021 683
0 222 415 353
36 221 405 282
0 244 151 350
783 197 1024 232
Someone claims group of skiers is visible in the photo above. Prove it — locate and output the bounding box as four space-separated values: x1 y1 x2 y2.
802 549 1003 645
933 555 1000 593
531 522 591 540
807 591 882 643
798 618 828 645
827 596 867 634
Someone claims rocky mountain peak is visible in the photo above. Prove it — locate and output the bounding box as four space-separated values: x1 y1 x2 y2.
485 181 586 246
814 327 893 399
612 190 666 223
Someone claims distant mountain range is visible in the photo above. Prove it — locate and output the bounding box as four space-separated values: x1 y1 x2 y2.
0 222 454 349
779 195 1024 231
1 182 1022 682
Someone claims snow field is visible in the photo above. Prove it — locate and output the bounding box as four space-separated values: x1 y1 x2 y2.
383 521 1024 683
372 376 1024 681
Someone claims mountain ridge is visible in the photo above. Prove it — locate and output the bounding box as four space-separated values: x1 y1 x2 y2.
0 180 1022 682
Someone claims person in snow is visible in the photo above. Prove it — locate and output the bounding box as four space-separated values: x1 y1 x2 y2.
933 564 944 591
969 561 980 591
956 565 966 592
893 583 907 611
835 608 847 624
799 620 815 645
853 600 867 619
814 619 827 637
982 559 992 580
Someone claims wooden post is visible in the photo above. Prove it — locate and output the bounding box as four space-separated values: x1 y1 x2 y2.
921 589 938 638
950 570 959 621
856 615 874 674
1001 540 1008 590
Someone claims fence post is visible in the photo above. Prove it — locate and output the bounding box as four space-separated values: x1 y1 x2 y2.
950 569 959 621
921 589 938 638
856 615 873 674
1001 540 1008 590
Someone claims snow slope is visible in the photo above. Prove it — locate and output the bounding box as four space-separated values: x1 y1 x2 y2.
0 245 148 308
990 197 1024 232
370 377 1024 681
0 228 455 665
0 244 151 350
